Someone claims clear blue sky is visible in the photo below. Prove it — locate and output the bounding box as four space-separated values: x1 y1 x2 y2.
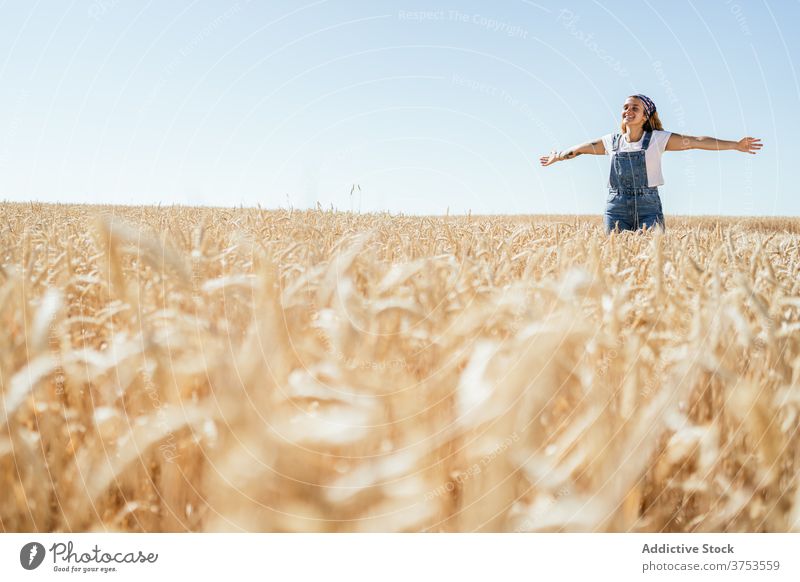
1 0 797 216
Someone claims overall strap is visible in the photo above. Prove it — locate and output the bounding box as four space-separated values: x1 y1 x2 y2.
641 130 653 150
611 133 622 152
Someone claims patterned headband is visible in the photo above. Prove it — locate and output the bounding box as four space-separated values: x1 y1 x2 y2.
634 94 656 118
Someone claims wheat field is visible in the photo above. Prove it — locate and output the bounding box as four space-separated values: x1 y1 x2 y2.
1 202 800 532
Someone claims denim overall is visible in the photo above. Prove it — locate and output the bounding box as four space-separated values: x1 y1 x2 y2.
603 131 665 234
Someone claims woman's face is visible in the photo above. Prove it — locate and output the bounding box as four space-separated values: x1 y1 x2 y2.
622 97 647 128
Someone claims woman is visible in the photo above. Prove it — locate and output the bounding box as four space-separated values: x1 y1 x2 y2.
539 94 763 233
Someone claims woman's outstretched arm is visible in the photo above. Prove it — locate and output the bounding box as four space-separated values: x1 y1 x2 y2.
666 133 763 154
540 138 606 166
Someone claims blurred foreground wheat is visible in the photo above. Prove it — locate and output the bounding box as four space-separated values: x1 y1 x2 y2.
2 202 800 532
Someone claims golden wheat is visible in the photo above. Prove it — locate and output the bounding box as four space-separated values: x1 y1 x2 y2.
1 202 800 532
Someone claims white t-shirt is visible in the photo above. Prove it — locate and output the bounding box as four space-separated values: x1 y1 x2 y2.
601 129 671 187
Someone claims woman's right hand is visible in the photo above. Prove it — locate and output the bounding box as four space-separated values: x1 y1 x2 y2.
539 150 559 166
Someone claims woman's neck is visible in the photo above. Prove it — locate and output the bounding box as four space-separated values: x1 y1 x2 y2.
625 126 645 143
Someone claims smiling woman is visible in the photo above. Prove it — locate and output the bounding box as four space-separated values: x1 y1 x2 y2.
539 95 763 233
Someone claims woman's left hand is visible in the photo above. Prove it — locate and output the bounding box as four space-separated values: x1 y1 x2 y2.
736 137 763 154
